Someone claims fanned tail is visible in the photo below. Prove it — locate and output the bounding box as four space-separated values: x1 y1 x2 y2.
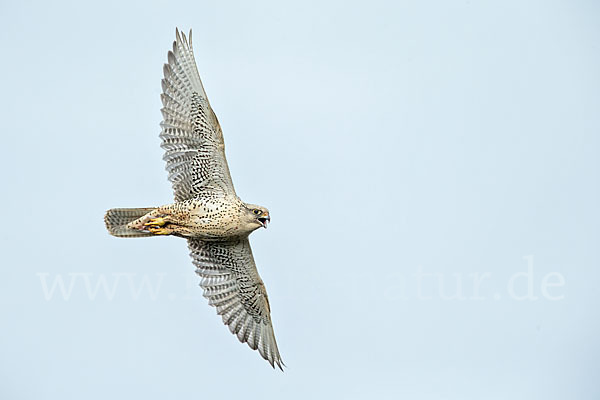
104 207 156 238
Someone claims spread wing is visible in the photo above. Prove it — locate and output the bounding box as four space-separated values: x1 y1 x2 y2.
188 238 284 369
160 29 236 201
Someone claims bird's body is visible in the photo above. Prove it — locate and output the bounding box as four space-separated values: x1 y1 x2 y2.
104 29 283 369
117 196 266 239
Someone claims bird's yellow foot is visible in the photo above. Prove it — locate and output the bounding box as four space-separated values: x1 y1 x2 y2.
147 226 172 235
144 217 167 227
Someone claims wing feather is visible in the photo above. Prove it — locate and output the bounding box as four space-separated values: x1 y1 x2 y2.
188 238 284 370
160 29 236 201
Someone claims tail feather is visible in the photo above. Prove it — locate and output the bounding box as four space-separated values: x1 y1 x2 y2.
104 207 156 238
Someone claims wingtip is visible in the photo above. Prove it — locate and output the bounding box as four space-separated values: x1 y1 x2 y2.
175 27 183 48
173 27 193 51
276 359 286 372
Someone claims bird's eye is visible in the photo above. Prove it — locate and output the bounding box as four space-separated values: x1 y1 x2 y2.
253 209 261 215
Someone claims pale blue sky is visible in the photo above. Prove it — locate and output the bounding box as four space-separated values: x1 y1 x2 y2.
1 0 599 399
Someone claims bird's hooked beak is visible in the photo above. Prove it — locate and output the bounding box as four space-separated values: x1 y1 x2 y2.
257 213 270 229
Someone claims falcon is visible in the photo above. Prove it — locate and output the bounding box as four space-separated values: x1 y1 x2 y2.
104 29 284 369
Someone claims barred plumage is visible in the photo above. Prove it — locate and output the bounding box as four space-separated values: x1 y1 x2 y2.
104 28 283 369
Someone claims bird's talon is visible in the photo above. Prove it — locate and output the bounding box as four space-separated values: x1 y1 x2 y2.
147 226 171 235
144 217 166 227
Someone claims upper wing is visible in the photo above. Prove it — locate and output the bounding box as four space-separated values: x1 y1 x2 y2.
188 237 284 370
160 29 236 201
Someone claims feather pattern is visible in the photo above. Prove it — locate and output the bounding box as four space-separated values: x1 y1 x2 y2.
188 238 284 370
160 29 236 201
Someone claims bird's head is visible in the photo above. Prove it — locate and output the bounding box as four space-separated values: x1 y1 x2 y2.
242 204 270 231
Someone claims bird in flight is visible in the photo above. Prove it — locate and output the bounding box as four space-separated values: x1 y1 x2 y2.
104 29 283 370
